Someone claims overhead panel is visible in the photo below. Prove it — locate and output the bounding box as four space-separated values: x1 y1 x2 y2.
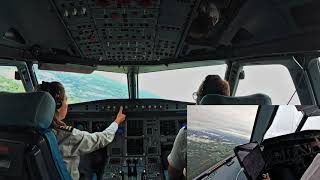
53 0 196 63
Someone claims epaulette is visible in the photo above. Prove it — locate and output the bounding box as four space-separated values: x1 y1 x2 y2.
57 125 73 132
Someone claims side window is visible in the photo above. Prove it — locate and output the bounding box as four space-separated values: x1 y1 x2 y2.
235 65 300 105
0 66 25 92
301 116 320 131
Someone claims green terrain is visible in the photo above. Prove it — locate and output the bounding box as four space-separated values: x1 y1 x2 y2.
187 129 248 179
0 76 24 93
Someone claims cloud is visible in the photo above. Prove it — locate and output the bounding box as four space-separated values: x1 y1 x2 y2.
188 105 258 138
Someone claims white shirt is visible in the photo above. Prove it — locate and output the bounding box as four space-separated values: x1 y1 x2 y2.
301 153 320 180
53 122 118 180
167 127 187 176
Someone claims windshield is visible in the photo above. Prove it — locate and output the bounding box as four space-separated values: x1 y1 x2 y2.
187 105 257 179
264 106 303 139
33 65 128 104
236 65 300 105
301 115 320 130
263 106 320 140
139 64 227 102
0 66 24 93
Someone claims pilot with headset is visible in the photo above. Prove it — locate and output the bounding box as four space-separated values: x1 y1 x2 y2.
193 75 230 104
35 81 126 180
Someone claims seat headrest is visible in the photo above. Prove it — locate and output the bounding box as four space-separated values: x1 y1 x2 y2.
0 92 55 129
199 93 272 105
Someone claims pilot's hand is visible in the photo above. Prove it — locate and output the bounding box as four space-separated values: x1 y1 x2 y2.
262 173 271 180
115 106 126 125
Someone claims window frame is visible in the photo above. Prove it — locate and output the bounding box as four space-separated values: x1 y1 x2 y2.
0 59 33 92
32 64 130 103
307 58 320 105
229 58 316 105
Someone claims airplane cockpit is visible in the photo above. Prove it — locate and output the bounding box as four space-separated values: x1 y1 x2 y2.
190 105 320 180
0 0 320 180
0 0 319 105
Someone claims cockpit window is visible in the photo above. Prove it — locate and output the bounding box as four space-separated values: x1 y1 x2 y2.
138 64 227 102
33 65 128 104
301 116 320 131
264 106 304 139
235 65 300 105
0 66 25 93
187 105 257 179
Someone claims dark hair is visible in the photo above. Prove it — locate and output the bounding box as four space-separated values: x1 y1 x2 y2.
35 81 66 110
196 75 230 103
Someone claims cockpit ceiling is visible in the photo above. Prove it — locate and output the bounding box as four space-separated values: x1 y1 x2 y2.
1 0 320 66
53 0 196 63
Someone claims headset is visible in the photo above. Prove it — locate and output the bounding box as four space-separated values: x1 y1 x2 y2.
42 81 63 109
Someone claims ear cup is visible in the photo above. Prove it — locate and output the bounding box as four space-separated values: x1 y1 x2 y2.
43 81 63 110
54 94 63 109
55 99 62 109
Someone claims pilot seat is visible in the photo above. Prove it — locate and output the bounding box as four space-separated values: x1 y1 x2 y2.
0 92 72 180
199 93 272 105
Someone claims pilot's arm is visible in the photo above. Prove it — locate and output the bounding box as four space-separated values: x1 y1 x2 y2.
56 106 126 156
167 127 187 179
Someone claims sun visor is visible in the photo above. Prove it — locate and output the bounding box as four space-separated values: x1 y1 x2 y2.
38 63 96 74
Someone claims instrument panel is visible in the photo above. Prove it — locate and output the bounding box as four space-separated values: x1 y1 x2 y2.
65 99 189 180
261 130 320 178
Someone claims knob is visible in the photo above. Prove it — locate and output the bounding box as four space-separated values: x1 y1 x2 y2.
119 170 124 180
141 169 146 180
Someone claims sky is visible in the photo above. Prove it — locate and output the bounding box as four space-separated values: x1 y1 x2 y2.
188 105 258 139
105 64 300 104
236 65 300 105
0 62 312 105
188 105 320 140
265 106 320 139
138 64 226 102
